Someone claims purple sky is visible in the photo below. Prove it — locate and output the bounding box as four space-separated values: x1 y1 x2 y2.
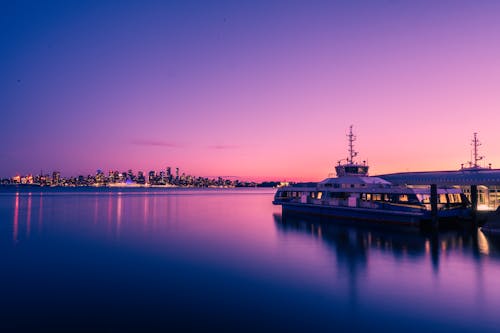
2 1 500 181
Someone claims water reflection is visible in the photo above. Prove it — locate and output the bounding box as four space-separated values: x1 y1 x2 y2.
26 193 32 238
273 213 500 271
10 192 40 243
38 193 43 232
3 189 500 332
478 229 490 255
13 193 19 243
117 192 122 237
273 212 500 324
5 190 201 242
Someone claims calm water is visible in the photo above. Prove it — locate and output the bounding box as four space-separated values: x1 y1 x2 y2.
1 187 500 332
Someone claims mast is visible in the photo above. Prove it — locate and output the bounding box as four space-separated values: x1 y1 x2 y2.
335 125 368 177
471 132 483 168
462 132 488 170
347 125 358 164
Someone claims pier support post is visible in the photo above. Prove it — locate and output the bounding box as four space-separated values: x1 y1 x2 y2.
431 184 438 228
471 185 478 223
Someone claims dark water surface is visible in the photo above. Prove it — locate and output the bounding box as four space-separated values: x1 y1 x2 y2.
1 187 500 332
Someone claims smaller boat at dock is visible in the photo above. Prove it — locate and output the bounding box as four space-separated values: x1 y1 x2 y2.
273 126 471 227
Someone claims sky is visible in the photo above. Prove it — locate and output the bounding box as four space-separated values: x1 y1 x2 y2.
2 0 500 181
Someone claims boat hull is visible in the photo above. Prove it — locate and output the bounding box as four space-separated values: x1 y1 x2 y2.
277 202 423 226
275 202 471 228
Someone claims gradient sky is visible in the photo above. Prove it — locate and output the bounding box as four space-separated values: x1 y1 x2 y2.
2 0 500 181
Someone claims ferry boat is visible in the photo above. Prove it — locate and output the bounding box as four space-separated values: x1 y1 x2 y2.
273 126 471 227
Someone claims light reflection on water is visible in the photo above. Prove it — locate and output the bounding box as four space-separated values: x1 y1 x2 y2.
1 187 500 332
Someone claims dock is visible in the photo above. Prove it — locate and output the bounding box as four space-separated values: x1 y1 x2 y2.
378 132 500 229
379 168 500 229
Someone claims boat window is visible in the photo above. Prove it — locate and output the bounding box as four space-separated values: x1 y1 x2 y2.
399 195 409 202
449 193 462 203
330 192 348 199
366 193 371 200
361 193 366 200
417 194 430 203
461 194 469 204
407 194 421 204
317 192 323 199
345 167 357 174
439 194 448 204
334 184 340 188
372 194 382 201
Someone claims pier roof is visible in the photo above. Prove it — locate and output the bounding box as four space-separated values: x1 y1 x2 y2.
378 169 500 186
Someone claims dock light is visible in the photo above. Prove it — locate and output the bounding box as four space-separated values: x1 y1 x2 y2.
477 204 493 211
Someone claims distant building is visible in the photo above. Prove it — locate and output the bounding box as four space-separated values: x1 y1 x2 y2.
166 167 172 184
159 171 166 184
148 171 156 184
137 171 145 184
95 170 105 184
52 171 61 185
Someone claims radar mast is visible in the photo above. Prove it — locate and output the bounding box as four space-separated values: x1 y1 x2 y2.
470 132 483 168
347 125 358 164
335 125 368 177
461 132 491 170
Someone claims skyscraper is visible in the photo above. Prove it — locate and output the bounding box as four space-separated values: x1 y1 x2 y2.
52 171 61 185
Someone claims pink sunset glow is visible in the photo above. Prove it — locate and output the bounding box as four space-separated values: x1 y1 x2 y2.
2 1 500 181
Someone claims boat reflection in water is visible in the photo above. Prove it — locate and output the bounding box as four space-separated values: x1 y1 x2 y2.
273 212 500 273
273 211 500 329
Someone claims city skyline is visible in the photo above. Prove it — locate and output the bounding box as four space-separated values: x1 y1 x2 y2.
3 166 273 187
2 1 500 181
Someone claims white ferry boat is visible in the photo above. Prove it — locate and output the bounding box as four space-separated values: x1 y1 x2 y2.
273 126 471 227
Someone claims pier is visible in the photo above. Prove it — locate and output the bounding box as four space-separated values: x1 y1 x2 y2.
379 168 500 227
379 132 500 228
379 168 500 207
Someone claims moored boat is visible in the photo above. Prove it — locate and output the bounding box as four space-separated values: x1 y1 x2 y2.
273 126 471 227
